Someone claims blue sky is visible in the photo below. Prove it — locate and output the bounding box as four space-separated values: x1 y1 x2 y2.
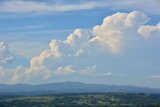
0 0 160 88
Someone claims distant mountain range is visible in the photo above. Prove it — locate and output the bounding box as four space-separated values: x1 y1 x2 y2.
0 82 160 95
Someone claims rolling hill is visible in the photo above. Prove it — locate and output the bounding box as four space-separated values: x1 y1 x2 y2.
0 82 160 95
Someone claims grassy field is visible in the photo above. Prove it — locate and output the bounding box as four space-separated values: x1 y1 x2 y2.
0 93 160 107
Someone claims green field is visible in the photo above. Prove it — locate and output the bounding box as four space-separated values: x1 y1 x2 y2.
0 93 160 107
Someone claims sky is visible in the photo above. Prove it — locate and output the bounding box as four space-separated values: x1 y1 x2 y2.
0 0 160 88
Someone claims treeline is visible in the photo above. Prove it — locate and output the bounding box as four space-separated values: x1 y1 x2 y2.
0 93 160 107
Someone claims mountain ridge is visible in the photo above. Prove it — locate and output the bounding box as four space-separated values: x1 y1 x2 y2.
0 82 160 95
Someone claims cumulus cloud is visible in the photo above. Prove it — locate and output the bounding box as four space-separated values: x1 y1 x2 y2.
28 29 91 73
0 42 26 84
0 66 27 84
0 11 159 84
0 42 13 64
9 66 27 84
79 65 112 77
138 23 160 39
25 11 150 82
27 39 62 73
29 11 150 72
91 11 149 53
54 65 75 76
65 29 90 46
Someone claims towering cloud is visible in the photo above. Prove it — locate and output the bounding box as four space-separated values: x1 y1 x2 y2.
91 11 149 53
28 39 62 73
25 11 151 82
0 11 159 84
28 29 90 73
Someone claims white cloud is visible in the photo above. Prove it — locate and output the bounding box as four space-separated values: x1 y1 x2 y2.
79 65 112 77
65 29 90 46
27 39 62 73
79 65 97 76
28 29 90 73
0 0 160 15
0 65 27 84
25 11 151 81
138 23 160 39
9 65 27 84
0 42 13 64
25 65 109 83
91 11 149 53
0 0 103 14
0 11 159 84
54 65 75 76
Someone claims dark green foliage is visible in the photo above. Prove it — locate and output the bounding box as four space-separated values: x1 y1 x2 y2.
0 93 160 107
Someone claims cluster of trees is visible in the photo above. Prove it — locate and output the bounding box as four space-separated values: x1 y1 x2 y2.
0 93 160 107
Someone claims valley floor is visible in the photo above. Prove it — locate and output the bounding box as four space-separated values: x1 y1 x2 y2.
0 93 160 107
